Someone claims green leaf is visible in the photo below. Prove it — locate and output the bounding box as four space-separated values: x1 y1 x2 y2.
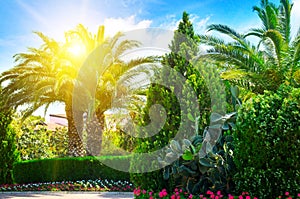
199 158 214 167
231 85 240 98
170 140 182 154
211 112 223 123
163 167 170 180
199 165 209 174
182 150 193 161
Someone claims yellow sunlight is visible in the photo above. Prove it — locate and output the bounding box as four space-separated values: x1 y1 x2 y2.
67 41 86 58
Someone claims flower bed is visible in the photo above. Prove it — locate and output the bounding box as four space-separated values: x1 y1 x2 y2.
133 188 300 199
0 179 133 192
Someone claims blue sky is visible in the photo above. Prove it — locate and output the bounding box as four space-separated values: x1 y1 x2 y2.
0 0 299 118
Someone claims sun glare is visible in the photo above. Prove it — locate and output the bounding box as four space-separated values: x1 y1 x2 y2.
67 42 86 57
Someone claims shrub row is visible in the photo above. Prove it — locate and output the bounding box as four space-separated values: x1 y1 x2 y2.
13 156 131 184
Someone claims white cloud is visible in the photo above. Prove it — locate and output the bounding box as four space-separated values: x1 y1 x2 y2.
291 0 300 38
158 14 180 31
190 14 211 34
103 15 152 37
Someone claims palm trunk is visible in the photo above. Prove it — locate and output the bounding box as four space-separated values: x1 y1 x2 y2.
65 103 85 157
85 113 104 156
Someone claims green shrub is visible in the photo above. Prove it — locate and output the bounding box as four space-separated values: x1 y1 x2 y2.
13 156 131 184
234 85 300 198
0 92 20 184
12 115 68 160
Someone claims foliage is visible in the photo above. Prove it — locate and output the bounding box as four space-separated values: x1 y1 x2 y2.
199 0 300 94
12 156 131 184
234 84 300 198
0 91 20 184
102 128 136 154
130 11 211 192
11 115 68 160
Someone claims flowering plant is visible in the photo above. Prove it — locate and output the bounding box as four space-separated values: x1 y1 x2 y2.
0 179 133 192
134 188 300 199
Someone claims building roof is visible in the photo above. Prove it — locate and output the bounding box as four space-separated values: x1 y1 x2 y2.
49 114 66 119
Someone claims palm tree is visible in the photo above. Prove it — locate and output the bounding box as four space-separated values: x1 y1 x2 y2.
0 31 87 156
199 0 300 94
0 24 154 156
73 31 157 155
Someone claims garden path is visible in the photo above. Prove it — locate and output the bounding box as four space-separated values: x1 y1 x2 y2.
0 192 133 199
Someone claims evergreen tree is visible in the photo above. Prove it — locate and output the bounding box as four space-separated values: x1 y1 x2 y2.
130 11 211 191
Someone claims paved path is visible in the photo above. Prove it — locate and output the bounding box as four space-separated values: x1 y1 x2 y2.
0 192 134 199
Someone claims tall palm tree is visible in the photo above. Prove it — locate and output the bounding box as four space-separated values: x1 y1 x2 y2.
0 24 154 156
199 0 300 94
73 31 157 155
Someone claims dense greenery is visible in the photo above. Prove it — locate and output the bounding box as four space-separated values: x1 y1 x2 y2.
234 85 300 198
12 115 68 160
130 11 211 191
0 90 20 184
13 156 131 184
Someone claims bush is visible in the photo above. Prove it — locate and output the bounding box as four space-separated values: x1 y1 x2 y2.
13 156 131 184
234 85 300 198
12 115 68 160
0 92 20 184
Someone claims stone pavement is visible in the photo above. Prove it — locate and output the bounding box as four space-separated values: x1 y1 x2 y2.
0 192 134 199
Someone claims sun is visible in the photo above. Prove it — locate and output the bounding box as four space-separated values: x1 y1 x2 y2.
67 41 86 57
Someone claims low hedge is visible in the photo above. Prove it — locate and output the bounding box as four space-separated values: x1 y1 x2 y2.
13 156 131 184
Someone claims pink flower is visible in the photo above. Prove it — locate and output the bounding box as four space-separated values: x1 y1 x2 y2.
188 194 193 199
285 192 290 196
159 189 168 198
207 190 213 195
242 192 249 196
149 196 154 199
217 191 221 196
228 194 234 199
149 191 153 196
133 188 141 196
171 195 176 199
246 196 251 199
142 190 147 194
239 196 243 199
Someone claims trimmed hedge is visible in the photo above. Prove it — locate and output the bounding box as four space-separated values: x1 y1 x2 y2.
13 156 131 184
